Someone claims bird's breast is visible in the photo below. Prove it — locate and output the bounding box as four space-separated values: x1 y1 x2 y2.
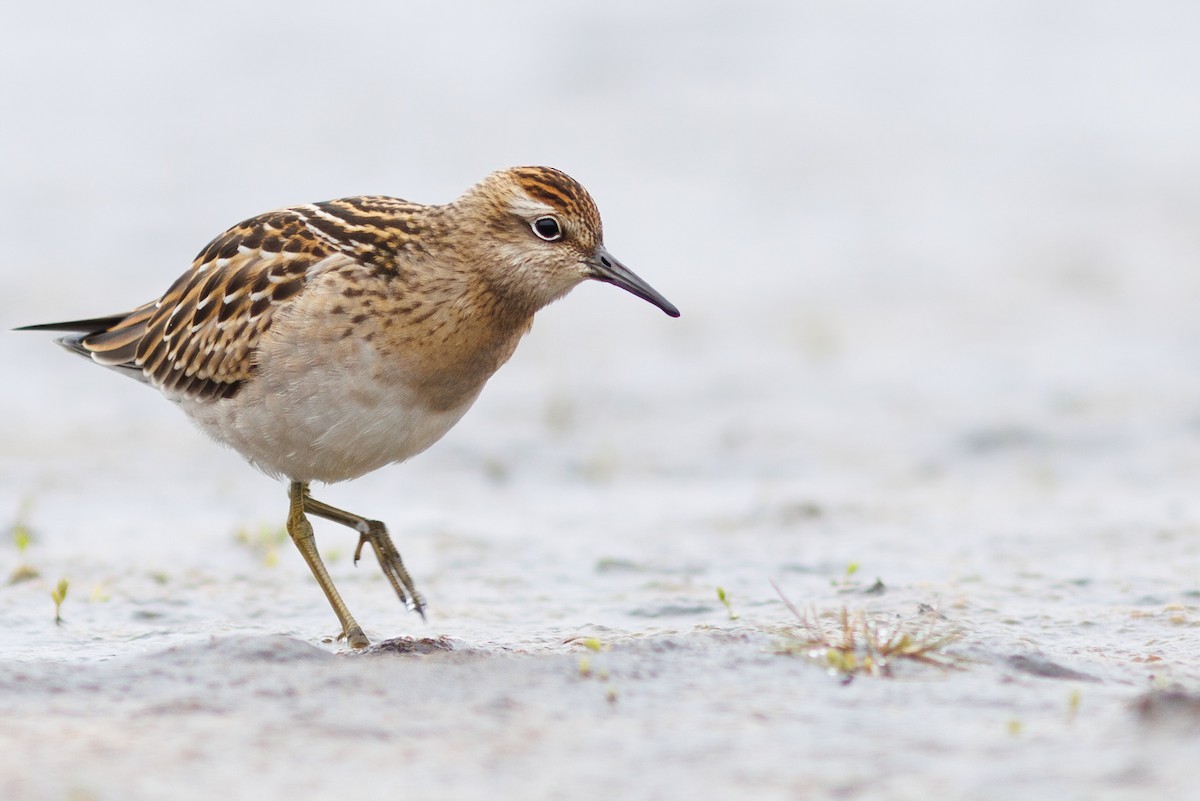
177 281 534 483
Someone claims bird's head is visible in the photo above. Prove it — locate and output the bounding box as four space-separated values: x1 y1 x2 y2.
455 166 679 318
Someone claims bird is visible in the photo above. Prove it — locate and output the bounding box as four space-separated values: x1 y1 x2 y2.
18 166 679 648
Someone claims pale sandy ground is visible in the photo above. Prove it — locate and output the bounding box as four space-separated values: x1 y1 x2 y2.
2 2 1200 799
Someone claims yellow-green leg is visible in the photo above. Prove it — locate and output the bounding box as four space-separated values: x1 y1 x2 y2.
286 481 370 649
302 491 426 619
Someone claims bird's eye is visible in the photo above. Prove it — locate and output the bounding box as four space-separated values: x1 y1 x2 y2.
531 216 563 241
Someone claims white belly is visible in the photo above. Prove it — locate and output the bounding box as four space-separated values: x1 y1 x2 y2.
179 338 482 484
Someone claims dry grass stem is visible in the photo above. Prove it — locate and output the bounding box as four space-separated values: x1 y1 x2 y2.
771 580 962 678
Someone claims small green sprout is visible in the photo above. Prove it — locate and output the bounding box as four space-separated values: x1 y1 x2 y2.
13 526 30 555
51 578 69 625
830 562 861 588
572 638 614 698
11 497 34 553
1066 689 1082 722
235 524 289 567
716 586 740 620
7 498 40 584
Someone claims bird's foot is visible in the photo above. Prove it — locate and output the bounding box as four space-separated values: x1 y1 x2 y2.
337 625 371 650
354 521 426 620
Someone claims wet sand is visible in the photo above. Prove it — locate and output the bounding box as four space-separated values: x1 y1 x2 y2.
2 2 1199 799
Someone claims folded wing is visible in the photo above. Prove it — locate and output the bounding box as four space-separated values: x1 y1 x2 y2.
25 208 355 402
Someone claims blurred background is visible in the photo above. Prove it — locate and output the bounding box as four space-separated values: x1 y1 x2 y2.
1 1 1199 657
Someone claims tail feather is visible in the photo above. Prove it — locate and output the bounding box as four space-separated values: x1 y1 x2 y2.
74 305 155 366
53 332 93 360
17 309 154 386
15 315 131 333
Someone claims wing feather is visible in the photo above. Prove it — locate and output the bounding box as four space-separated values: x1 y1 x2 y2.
26 195 421 403
78 209 354 402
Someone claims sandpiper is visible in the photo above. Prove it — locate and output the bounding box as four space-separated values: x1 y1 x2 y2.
19 166 679 648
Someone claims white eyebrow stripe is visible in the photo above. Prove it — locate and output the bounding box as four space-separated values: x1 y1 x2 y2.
507 193 555 219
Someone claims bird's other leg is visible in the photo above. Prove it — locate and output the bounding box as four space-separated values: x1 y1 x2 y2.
286 481 370 648
302 491 426 619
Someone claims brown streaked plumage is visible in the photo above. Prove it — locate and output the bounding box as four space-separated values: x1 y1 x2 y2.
18 166 679 649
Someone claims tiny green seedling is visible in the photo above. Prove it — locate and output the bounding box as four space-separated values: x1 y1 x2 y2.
575 637 604 676
51 578 69 625
579 637 604 652
576 657 610 682
7 498 40 584
572 636 613 695
830 562 887 596
831 562 860 588
13 526 30 555
1066 689 1082 722
10 497 34 552
235 523 289 567
716 586 740 620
